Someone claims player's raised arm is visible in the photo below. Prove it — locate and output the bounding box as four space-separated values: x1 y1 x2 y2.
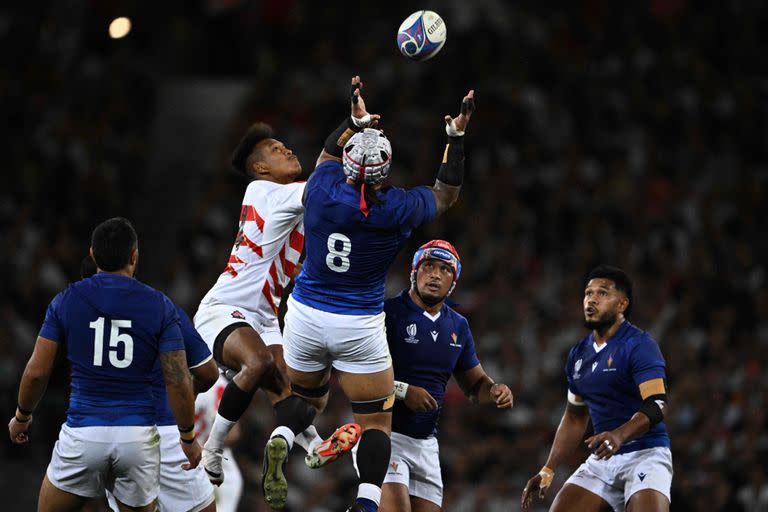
316 75 381 167
521 394 590 511
8 336 59 444
430 89 475 215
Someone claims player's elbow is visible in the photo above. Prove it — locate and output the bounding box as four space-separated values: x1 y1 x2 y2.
23 360 53 383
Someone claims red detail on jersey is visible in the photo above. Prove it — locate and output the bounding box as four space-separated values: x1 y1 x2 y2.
278 247 296 280
262 281 279 316
240 232 263 257
223 255 245 277
240 205 265 231
231 310 246 320
268 262 283 298
289 228 304 254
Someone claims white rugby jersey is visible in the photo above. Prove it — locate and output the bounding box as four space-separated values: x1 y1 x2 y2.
200 180 305 318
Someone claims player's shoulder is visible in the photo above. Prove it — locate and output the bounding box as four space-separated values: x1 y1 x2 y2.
442 302 470 329
568 333 593 359
621 321 658 348
384 290 410 314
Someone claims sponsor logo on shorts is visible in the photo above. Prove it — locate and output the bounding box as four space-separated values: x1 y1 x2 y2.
231 310 246 320
638 472 647 482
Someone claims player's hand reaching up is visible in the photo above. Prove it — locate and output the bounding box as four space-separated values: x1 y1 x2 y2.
181 438 203 470
404 385 438 412
445 89 475 136
350 75 380 129
490 383 513 409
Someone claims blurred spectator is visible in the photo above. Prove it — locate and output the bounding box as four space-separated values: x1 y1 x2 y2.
1 1 766 510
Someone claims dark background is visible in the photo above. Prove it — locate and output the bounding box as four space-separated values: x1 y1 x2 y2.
1 1 767 510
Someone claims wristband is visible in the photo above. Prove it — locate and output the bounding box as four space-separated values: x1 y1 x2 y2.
539 466 555 487
15 407 32 423
394 381 409 400
179 427 196 444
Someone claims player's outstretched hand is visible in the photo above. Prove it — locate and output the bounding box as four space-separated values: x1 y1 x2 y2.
521 467 554 511
181 439 203 470
350 75 380 129
8 416 32 444
444 89 475 136
404 385 438 412
585 430 623 460
490 383 513 408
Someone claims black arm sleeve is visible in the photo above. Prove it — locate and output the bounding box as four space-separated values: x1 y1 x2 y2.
436 135 465 186
323 117 360 158
638 393 667 426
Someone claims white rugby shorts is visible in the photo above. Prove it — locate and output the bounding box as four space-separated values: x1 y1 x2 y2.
194 302 283 354
283 295 391 374
564 446 673 510
106 426 214 512
46 424 160 508
382 432 443 506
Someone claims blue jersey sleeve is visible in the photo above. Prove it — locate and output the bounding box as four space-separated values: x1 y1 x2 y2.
158 295 185 353
629 336 666 387
454 319 480 373
175 305 212 367
38 292 65 342
565 346 581 396
393 186 437 233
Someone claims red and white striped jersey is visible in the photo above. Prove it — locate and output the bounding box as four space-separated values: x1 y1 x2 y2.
200 180 305 318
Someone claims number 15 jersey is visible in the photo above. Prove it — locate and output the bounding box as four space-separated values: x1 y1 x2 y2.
292 160 437 315
38 273 184 428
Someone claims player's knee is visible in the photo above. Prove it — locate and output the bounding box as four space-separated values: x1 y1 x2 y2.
238 350 276 389
355 428 391 486
273 395 317 435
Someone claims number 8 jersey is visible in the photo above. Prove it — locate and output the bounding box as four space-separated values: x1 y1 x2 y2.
292 160 437 315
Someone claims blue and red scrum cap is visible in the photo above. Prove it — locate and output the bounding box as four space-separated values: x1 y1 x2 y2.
411 240 461 282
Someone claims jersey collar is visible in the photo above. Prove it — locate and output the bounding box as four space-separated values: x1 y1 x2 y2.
589 320 632 352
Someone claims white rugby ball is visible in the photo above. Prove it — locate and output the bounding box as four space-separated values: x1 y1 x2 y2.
396 10 447 61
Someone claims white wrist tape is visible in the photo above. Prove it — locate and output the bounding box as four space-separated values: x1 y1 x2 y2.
445 120 465 137
351 114 374 129
394 381 409 400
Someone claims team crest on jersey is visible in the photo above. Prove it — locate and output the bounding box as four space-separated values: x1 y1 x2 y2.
390 462 399 473
573 358 583 379
449 332 462 348
607 355 614 367
231 310 246 320
404 323 419 343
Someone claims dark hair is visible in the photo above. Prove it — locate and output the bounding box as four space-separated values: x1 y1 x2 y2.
80 255 97 279
586 264 633 318
90 217 138 272
231 122 274 177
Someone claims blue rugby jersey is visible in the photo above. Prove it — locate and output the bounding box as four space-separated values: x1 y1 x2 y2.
38 273 184 427
153 305 212 426
386 290 480 439
566 320 670 454
292 160 437 315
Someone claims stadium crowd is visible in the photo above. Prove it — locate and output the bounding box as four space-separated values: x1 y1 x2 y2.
1 1 766 510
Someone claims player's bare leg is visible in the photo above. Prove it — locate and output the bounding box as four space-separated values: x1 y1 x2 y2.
411 496 440 512
37 476 89 512
379 483 411 512
203 326 276 485
337 367 394 512
626 489 669 512
550 484 613 512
